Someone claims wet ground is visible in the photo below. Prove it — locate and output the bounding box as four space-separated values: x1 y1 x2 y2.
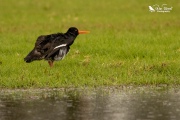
0 86 179 120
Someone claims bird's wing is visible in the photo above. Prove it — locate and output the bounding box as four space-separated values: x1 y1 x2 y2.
45 45 70 61
24 35 50 62
24 33 65 62
34 33 64 57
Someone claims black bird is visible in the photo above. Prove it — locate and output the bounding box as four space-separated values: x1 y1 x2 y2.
24 27 89 67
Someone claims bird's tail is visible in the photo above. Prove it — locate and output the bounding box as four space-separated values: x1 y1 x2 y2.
24 49 42 63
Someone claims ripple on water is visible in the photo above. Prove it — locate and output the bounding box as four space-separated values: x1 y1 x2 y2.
0 86 179 120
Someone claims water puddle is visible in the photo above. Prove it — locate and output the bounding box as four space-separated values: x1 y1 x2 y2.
0 87 179 120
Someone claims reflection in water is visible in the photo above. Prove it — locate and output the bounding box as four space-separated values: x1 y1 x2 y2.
0 87 179 120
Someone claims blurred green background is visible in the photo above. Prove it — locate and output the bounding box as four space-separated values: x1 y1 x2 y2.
0 0 179 88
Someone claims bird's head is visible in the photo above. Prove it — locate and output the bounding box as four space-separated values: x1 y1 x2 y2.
67 27 90 36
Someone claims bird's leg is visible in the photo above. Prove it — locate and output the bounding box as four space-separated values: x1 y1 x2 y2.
48 61 54 67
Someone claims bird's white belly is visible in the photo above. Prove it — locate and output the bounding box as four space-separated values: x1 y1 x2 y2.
54 47 67 61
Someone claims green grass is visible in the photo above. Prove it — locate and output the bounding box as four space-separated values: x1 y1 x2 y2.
0 0 180 88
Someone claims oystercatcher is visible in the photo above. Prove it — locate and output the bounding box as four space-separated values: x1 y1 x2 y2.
24 27 89 67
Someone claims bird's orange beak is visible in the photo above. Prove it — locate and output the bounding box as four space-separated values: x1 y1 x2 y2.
78 30 90 34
